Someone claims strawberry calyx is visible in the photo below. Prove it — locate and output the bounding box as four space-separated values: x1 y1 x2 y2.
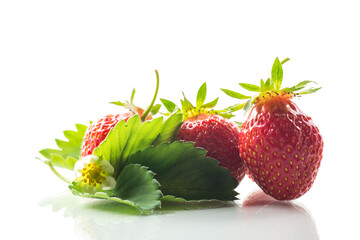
160 82 243 121
221 57 322 112
110 70 161 122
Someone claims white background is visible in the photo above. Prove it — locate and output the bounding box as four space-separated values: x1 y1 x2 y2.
1 1 359 239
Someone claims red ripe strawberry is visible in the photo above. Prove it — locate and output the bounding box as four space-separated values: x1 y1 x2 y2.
222 58 324 200
81 70 160 157
161 83 247 182
81 112 133 157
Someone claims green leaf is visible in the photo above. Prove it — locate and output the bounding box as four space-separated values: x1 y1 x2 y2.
196 82 207 109
201 97 219 109
39 123 87 170
160 98 178 113
271 57 283 90
93 115 163 177
69 164 162 211
153 113 183 145
239 83 261 92
220 88 251 99
113 164 162 210
128 141 238 201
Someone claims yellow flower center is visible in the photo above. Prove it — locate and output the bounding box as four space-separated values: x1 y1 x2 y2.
82 162 107 187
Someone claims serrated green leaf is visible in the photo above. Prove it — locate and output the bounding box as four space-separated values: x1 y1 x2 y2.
153 113 183 145
201 97 219 109
69 164 161 211
114 164 162 210
128 141 238 201
160 98 178 113
93 115 163 177
271 57 283 90
39 123 87 170
196 82 207 109
239 83 261 92
220 88 251 99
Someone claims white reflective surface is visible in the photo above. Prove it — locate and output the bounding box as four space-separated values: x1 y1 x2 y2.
38 190 320 240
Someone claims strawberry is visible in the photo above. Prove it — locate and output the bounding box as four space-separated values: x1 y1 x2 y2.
81 70 161 157
222 58 324 200
161 83 247 182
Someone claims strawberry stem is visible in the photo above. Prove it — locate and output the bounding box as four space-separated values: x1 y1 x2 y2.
44 160 72 184
141 70 160 122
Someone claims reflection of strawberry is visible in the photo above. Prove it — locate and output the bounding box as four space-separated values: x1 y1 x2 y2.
81 70 161 157
161 83 246 182
222 58 324 200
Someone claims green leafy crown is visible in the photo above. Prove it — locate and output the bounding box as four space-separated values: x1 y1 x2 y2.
160 82 244 120
221 57 322 112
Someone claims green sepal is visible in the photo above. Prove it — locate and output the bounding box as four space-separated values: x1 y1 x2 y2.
201 97 219 109
160 98 179 113
221 57 321 117
39 123 87 170
271 57 283 90
109 100 128 107
196 82 207 109
180 92 195 113
281 57 291 65
297 87 322 95
128 141 239 201
69 164 162 211
150 104 161 115
220 88 251 99
239 83 261 92
153 113 183 145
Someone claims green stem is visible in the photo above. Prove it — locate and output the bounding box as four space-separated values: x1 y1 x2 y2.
141 70 160 122
45 161 72 184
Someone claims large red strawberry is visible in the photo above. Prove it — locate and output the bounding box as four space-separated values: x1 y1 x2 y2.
161 83 247 183
81 70 160 157
222 58 324 200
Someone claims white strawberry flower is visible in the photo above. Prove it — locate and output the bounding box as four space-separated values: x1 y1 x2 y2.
74 155 116 194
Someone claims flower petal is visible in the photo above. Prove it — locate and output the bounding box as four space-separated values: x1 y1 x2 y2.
102 176 116 190
99 160 114 175
74 161 85 177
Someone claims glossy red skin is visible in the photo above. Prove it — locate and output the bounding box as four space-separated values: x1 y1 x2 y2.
81 112 133 157
239 97 323 200
178 115 246 183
